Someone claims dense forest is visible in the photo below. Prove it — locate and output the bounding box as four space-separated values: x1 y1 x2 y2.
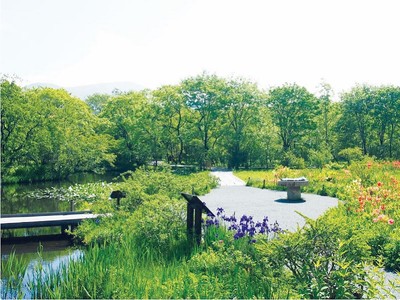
1 74 400 183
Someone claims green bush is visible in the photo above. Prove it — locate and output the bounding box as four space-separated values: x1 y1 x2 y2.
281 152 306 169
256 210 386 299
325 161 347 170
384 228 400 271
116 168 218 211
308 148 333 168
338 147 363 163
73 168 218 246
187 242 279 299
129 197 188 258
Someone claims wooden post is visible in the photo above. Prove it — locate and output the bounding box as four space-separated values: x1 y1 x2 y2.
61 225 68 235
181 193 215 246
194 204 202 245
187 203 194 242
70 200 74 212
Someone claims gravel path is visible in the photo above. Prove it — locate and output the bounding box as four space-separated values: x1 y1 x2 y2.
203 171 338 231
211 170 246 186
200 171 399 298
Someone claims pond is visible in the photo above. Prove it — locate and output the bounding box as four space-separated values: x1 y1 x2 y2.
1 171 120 215
1 244 83 299
1 171 121 298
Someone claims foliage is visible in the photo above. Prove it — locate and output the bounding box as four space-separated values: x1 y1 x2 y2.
99 90 155 169
72 168 218 245
85 93 110 115
181 73 228 168
152 85 188 164
113 167 218 211
1 78 115 182
338 147 364 163
219 78 265 168
2 75 400 183
1 252 29 299
186 242 279 299
267 83 320 152
308 147 334 168
336 85 400 159
11 170 285 299
236 161 400 276
4 165 400 298
128 198 188 257
281 151 306 169
256 210 388 299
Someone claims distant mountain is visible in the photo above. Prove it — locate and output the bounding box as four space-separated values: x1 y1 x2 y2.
26 82 61 89
67 82 145 99
26 81 145 100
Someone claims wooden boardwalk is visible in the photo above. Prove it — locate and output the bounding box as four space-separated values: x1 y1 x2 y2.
1 211 98 230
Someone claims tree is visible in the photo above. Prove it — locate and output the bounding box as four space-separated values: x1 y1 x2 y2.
152 85 188 164
26 88 115 179
220 78 263 168
1 80 115 182
181 73 227 168
317 81 335 147
85 93 111 115
267 83 320 153
100 91 154 169
337 85 374 156
370 86 400 158
1 78 43 180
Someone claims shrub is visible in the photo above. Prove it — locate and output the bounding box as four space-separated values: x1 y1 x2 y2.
129 197 188 258
256 211 386 299
325 161 347 170
187 242 278 299
308 148 333 169
116 168 218 211
281 152 306 169
338 147 363 163
384 228 400 271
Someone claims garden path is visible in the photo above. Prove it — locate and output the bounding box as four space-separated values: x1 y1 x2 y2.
202 170 399 298
203 170 338 232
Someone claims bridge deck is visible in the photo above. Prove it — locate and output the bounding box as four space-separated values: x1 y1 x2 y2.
1 211 98 230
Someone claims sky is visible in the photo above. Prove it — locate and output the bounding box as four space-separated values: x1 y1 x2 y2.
1 0 400 97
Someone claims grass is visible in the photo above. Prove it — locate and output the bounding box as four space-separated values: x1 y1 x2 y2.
28 234 282 299
1 251 30 299
3 164 400 299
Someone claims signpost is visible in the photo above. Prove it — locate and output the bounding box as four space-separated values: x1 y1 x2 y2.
181 193 215 245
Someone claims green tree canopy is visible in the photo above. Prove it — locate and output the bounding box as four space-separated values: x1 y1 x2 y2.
1 79 115 182
267 83 320 152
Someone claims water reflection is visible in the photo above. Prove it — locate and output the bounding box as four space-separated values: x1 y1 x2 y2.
1 243 83 299
1 172 117 298
1 171 119 214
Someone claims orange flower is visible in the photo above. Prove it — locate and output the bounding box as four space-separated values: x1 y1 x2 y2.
377 182 383 187
372 209 381 215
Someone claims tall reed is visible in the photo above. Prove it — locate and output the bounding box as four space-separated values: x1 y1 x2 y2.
1 251 29 299
26 231 278 299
